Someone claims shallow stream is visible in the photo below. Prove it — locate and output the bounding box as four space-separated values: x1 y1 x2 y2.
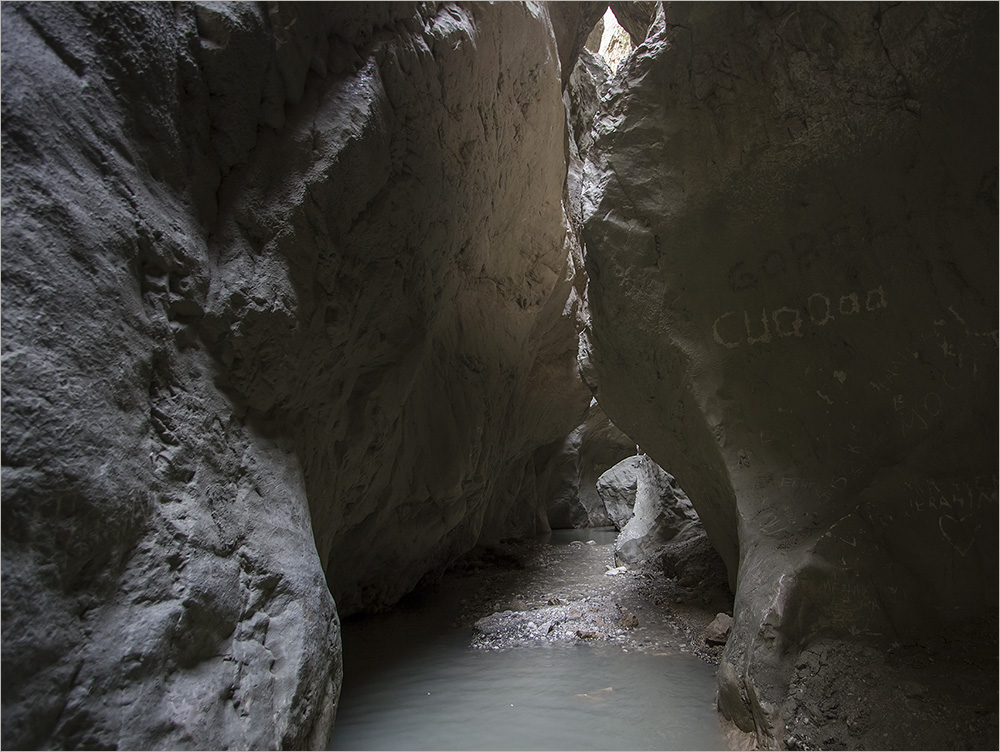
328 530 726 750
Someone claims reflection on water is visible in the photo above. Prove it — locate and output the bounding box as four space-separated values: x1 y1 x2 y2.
542 526 619 546
329 530 724 751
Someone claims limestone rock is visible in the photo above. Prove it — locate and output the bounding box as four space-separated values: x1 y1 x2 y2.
568 49 611 162
573 406 634 526
704 613 734 646
609 2 656 48
660 530 730 591
596 11 634 75
596 456 642 530
548 1 609 87
584 16 605 52
2 3 590 748
581 1 997 745
596 454 721 577
540 427 590 529
613 456 701 569
545 399 634 529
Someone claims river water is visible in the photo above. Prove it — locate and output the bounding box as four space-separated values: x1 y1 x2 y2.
329 530 726 750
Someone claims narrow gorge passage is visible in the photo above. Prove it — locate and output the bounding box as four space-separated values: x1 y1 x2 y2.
330 528 727 751
2 2 996 751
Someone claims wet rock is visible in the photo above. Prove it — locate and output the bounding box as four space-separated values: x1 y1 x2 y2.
576 630 600 640
575 686 615 701
473 613 507 636
619 612 640 629
461 534 728 663
510 599 529 612
704 614 733 645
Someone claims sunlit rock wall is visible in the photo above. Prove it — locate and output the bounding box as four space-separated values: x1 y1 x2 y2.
580 2 997 746
1 2 591 748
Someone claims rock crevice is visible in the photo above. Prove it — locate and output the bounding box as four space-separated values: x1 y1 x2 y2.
3 2 997 750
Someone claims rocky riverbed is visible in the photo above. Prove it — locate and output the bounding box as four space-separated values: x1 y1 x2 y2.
444 530 733 664
438 530 998 751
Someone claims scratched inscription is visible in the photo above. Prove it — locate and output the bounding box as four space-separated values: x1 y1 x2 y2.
725 219 867 293
712 286 888 349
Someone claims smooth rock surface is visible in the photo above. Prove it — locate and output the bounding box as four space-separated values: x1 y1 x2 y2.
595 455 724 584
581 1 998 747
576 402 636 525
1 3 596 748
611 456 702 571
545 400 634 529
660 529 730 592
596 456 642 530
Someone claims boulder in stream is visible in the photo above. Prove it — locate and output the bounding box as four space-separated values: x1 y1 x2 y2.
599 455 705 571
596 455 642 530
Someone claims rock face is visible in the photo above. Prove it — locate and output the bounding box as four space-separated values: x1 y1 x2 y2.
545 400 634 529
608 2 656 47
581 2 998 747
660 526 730 592
596 456 642 530
1 3 593 749
597 455 719 579
576 402 635 524
614 457 700 570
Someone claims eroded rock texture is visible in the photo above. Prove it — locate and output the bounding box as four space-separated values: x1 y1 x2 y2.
2 2 591 748
581 2 998 747
608 2 655 48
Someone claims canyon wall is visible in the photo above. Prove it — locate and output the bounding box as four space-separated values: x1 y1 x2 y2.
580 2 997 747
544 400 635 529
1 3 592 748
